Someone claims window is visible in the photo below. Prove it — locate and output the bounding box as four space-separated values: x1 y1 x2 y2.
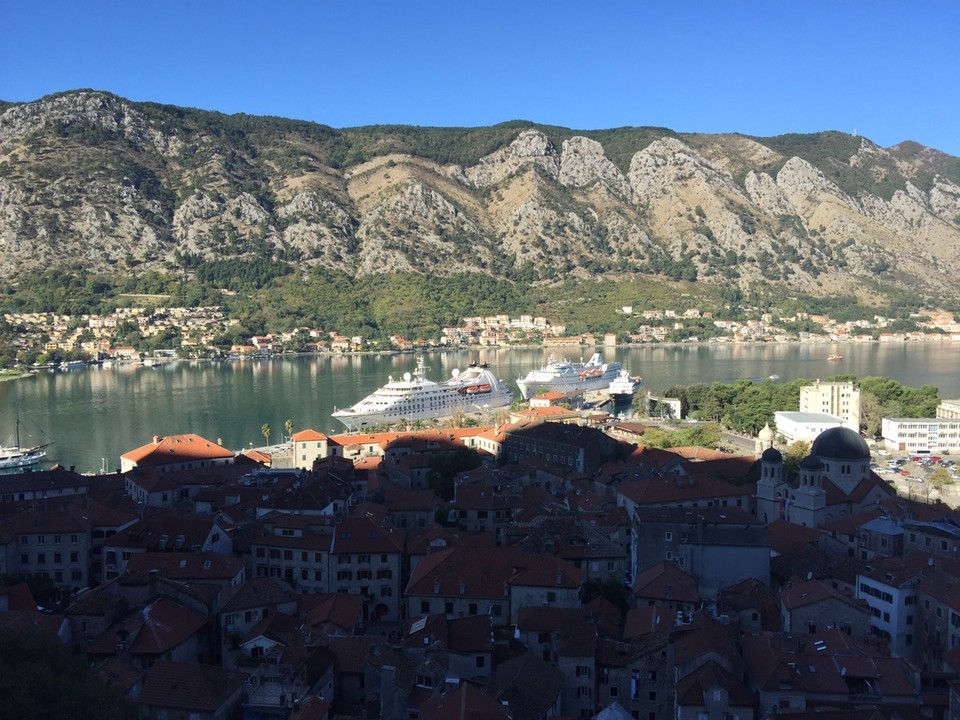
337 570 353 581
445 602 453 614
314 570 322 581
547 591 556 603
469 603 478 615
301 570 308 580
664 532 672 541
648 691 657 702
576 666 592 678
475 656 485 668
53 535 61 544
20 553 27 565
380 586 392 597
377 568 392 579
283 550 293 561
70 552 78 563
37 536 45 545
421 601 430 614
54 552 62 564
37 553 45 564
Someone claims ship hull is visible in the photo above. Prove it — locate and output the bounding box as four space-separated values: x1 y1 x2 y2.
516 370 620 400
332 361 513 431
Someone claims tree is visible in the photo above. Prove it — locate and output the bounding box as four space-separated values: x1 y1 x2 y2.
261 423 271 446
783 440 811 477
860 393 883 437
0 628 136 719
284 418 294 442
930 467 953 489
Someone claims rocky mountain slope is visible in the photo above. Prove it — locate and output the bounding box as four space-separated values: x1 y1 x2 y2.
2 90 959 303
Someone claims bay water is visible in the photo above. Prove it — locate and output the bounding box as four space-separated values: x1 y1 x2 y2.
1 342 958 474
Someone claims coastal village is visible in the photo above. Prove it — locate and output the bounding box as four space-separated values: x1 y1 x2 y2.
3 303 960 365
3 377 960 720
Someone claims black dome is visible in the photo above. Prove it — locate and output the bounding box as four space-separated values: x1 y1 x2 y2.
761 447 783 462
799 454 824 470
811 426 869 460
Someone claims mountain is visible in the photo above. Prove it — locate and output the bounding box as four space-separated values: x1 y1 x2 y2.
2 89 960 305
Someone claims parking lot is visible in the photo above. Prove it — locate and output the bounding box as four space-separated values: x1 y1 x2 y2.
870 448 959 505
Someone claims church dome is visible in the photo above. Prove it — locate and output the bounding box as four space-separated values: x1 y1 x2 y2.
761 447 783 462
811 426 870 460
758 423 775 442
799 454 823 470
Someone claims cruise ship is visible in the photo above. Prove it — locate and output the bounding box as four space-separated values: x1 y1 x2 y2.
607 369 642 402
332 358 513 431
516 352 622 399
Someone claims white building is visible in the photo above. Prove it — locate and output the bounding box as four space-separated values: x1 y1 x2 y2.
800 380 861 430
773 411 844 444
937 399 960 421
881 417 960 454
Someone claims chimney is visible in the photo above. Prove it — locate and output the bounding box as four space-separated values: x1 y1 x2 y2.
149 569 158 593
153 435 160 445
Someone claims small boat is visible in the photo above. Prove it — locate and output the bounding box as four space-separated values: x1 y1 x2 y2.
0 407 51 475
827 354 844 362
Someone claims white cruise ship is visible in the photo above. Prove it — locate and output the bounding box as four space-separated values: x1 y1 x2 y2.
516 352 622 400
607 369 642 402
332 358 513 431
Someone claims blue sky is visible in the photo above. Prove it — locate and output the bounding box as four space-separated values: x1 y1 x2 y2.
2 1 958 155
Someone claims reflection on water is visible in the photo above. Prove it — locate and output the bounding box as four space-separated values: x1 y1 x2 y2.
0 342 957 474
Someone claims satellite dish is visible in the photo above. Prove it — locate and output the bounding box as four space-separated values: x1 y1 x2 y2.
840 666 847 676
806 571 813 580
452 368 460 378
403 372 412 382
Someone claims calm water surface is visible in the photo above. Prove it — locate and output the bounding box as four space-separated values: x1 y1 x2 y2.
1 342 958 474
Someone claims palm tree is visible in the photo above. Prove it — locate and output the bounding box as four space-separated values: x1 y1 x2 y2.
261 423 271 446
284 418 294 443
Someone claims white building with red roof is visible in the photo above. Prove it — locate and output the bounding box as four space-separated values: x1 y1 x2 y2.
120 433 236 473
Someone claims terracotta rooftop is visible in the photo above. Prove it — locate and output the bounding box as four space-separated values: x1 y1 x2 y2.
420 681 509 720
483 651 563 720
136 660 246 713
221 577 296 613
121 433 235 466
406 546 582 598
632 561 701 604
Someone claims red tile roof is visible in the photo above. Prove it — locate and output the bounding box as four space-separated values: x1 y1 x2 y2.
676 660 754 707
406 546 582 598
136 660 246 713
632 561 700 604
420 682 509 720
88 597 207 657
122 433 235 466
292 429 328 442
